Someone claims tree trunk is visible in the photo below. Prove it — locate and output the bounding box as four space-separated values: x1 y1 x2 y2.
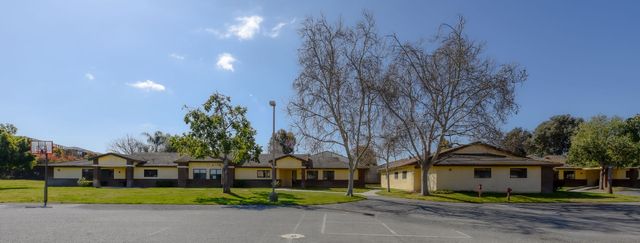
599 167 604 190
222 155 231 194
420 164 430 196
607 166 613 194
386 164 391 193
346 168 354 197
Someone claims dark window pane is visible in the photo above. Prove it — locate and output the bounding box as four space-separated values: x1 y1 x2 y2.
474 168 492 178
510 168 527 178
257 170 271 178
306 171 318 180
144 169 158 178
564 171 575 180
402 171 407 179
323 171 335 180
394 172 398 179
209 169 221 180
193 169 207 180
82 169 93 180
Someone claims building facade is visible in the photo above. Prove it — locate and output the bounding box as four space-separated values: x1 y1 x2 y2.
379 143 561 193
46 152 367 188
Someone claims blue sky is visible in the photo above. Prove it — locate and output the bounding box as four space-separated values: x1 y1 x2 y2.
1 0 639 153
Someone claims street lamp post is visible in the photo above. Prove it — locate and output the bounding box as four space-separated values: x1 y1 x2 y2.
268 100 278 202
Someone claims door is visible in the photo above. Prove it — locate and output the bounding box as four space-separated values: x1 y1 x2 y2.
100 169 114 186
281 170 292 187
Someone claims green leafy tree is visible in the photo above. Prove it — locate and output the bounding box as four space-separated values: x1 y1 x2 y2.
268 129 296 154
174 92 262 193
624 114 640 143
142 131 170 152
530 114 583 156
568 116 639 193
501 127 532 156
0 124 36 178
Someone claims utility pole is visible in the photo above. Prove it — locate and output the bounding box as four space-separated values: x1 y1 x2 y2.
268 100 278 202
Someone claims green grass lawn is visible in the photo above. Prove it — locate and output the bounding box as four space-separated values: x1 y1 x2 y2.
0 180 363 205
377 189 640 203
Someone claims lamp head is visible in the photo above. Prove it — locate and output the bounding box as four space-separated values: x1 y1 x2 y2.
269 100 276 107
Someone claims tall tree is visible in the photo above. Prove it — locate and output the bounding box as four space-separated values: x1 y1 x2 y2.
374 118 401 192
0 124 35 178
288 13 381 196
352 145 377 167
501 127 532 156
268 129 296 154
108 135 148 155
174 92 261 193
142 131 169 152
377 17 526 195
568 116 639 193
530 114 583 156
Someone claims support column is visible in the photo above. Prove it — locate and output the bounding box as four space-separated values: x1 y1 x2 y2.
177 163 188 187
92 159 101 187
126 160 134 187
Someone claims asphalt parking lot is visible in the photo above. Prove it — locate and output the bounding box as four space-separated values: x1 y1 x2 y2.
1 196 639 243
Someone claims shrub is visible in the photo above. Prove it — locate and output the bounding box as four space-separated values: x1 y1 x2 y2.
77 177 92 187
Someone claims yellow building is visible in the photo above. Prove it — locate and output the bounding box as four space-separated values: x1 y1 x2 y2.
47 151 367 188
379 143 561 193
556 167 639 187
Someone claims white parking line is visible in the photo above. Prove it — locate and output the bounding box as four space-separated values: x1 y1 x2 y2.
321 213 327 234
454 230 472 239
374 217 398 236
148 227 169 236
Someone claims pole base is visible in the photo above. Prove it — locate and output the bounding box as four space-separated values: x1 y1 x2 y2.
268 191 278 202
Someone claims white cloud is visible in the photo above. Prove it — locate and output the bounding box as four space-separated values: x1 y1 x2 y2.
169 53 185 60
127 80 166 92
209 15 263 40
267 19 295 38
85 73 95 80
216 53 236 72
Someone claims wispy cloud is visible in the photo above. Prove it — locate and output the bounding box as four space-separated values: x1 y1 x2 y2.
267 19 296 38
169 53 185 60
216 53 236 72
208 15 263 40
127 80 166 92
85 73 95 80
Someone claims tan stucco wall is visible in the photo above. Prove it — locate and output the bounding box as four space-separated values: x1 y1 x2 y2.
97 155 127 167
188 162 223 179
613 168 630 179
432 166 542 193
276 157 303 168
53 167 83 179
380 165 419 191
235 168 271 180
113 168 126 179
134 167 178 179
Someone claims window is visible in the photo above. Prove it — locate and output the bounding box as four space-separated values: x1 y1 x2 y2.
144 169 158 178
193 169 207 179
564 171 575 180
474 168 492 178
510 168 527 178
81 169 93 180
402 171 407 179
257 170 271 178
626 170 632 179
394 171 398 179
306 170 318 180
210 169 222 180
323 170 335 180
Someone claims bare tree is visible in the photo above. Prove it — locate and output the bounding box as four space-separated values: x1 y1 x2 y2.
108 135 148 155
288 13 382 196
377 17 526 195
374 118 401 192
